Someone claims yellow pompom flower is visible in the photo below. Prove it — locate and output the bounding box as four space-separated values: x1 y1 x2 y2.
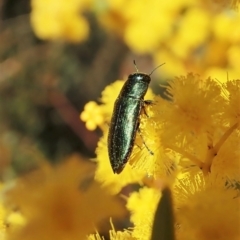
100 80 126 120
80 101 105 131
222 80 240 126
203 67 240 82
108 228 133 240
154 49 186 77
211 130 240 180
228 45 240 70
82 72 239 184
170 8 211 59
158 74 239 174
31 0 91 42
88 220 134 240
5 211 26 232
213 11 240 43
127 187 161 240
160 74 223 143
5 156 124 240
174 174 240 240
128 97 177 178
97 0 196 53
87 232 104 240
79 69 240 239
95 0 240 80
81 80 127 132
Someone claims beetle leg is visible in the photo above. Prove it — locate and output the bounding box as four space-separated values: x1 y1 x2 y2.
137 127 154 156
142 105 149 117
144 100 154 105
142 100 154 117
135 143 142 150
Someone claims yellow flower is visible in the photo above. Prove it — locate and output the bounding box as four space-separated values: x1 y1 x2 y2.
81 80 126 131
97 0 196 53
204 67 240 82
213 11 240 43
227 45 240 69
80 72 239 239
124 9 173 53
80 101 105 130
109 228 134 240
5 156 124 240
5 211 26 230
173 172 240 240
222 80 240 126
129 97 177 178
175 174 240 240
100 80 125 120
155 74 240 174
95 0 128 36
161 74 223 143
211 130 240 180
31 0 91 42
88 220 134 240
87 231 104 240
154 49 186 78
123 0 186 53
85 71 239 185
171 8 210 59
96 0 240 80
127 187 161 240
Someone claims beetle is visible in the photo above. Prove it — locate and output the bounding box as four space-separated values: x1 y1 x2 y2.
108 61 165 174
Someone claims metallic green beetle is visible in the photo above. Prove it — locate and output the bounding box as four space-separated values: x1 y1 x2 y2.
108 62 164 174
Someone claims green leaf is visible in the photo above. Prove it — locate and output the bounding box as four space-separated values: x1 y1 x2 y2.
151 187 175 240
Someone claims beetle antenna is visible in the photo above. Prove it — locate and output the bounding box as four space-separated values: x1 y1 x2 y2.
149 63 165 76
133 60 139 72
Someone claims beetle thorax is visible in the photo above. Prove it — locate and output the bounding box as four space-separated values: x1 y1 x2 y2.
119 73 151 98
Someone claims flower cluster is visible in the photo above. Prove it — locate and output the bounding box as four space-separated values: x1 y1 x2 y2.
81 74 240 239
0 155 124 240
31 0 92 42
30 0 240 80
0 75 239 240
1 0 238 239
96 0 240 79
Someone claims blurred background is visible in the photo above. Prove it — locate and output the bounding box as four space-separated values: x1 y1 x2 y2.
0 0 239 179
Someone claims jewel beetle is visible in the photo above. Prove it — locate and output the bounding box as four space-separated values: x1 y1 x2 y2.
108 61 165 174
